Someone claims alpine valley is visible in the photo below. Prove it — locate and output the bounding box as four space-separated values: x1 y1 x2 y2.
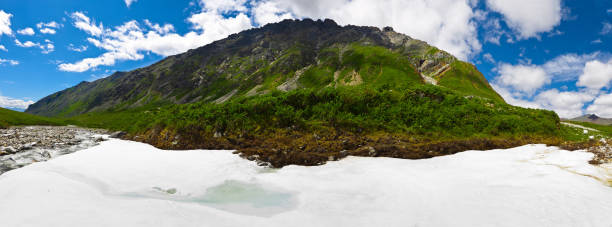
8 19 607 167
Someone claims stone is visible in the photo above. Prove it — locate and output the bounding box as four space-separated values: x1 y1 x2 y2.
110 131 127 138
367 146 377 157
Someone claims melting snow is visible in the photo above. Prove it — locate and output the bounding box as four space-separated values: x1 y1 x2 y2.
0 139 611 226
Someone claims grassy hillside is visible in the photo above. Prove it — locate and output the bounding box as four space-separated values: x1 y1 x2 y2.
438 61 504 102
566 121 612 137
27 19 504 117
0 108 65 128
68 84 558 139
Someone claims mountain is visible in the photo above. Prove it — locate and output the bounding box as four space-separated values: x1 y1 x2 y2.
26 19 503 117
570 114 612 125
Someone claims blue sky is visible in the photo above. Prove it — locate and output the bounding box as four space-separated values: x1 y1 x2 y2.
0 0 611 118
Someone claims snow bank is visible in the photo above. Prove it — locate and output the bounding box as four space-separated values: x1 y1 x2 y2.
0 140 611 227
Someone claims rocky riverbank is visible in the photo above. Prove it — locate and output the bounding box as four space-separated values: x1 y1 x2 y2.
129 127 612 168
0 126 109 174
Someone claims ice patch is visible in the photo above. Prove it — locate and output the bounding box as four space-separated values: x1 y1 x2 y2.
1 140 612 226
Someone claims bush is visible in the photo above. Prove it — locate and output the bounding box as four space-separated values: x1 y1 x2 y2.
124 84 561 139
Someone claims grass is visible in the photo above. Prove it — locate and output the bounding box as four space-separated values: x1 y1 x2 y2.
0 108 65 128
438 61 504 103
565 121 612 137
66 84 563 143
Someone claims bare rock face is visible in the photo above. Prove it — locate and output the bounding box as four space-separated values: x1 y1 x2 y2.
0 126 109 175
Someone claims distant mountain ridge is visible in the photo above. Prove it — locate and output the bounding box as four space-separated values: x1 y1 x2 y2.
26 18 503 117
570 114 612 125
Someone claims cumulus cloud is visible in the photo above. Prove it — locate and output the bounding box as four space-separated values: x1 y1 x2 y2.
15 39 37 48
67 44 88 52
494 63 550 95
493 84 594 118
252 1 294 26
251 0 482 60
71 12 104 36
0 58 19 66
491 52 611 118
586 93 612 118
17 27 35 35
36 21 60 35
0 45 6 51
39 27 56 34
0 95 33 110
486 0 562 39
143 19 174 34
60 5 252 72
14 39 55 54
576 60 612 90
491 84 541 109
125 0 138 7
542 52 604 81
37 21 60 29
533 89 594 118
0 10 13 36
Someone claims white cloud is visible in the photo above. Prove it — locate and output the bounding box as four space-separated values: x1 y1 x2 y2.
71 12 104 36
0 58 19 66
482 17 505 45
586 93 612 118
42 42 55 54
17 27 35 35
252 1 294 26
601 22 612 35
493 84 594 118
252 0 482 60
37 21 60 29
125 0 138 7
0 10 13 36
39 27 56 34
0 45 6 51
14 39 55 54
35 21 61 35
482 53 495 64
486 0 562 39
576 60 612 90
68 44 88 52
491 84 541 109
534 89 594 118
198 0 248 13
143 19 174 34
542 52 604 81
15 39 38 48
492 52 612 118
187 10 252 41
495 64 550 95
0 95 33 110
61 7 252 72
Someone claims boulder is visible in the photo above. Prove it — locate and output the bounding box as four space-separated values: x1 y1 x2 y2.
110 131 127 138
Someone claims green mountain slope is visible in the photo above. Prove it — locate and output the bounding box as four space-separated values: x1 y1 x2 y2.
26 19 503 117
0 108 64 128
